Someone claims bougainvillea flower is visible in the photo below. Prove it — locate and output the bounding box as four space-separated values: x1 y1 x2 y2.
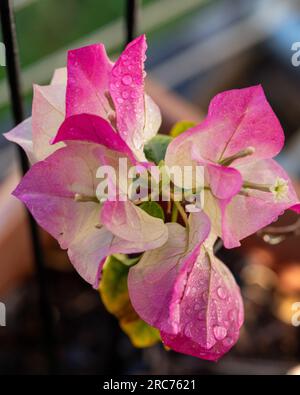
128 211 244 360
65 34 161 161
12 142 168 287
5 34 161 164
8 32 297 362
5 35 167 287
165 85 300 248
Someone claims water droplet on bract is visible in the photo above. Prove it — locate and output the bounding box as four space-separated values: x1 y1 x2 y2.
217 286 226 300
202 290 208 301
133 137 143 150
116 97 123 104
228 309 237 322
223 337 234 347
122 75 133 85
184 322 193 337
112 68 120 77
109 82 116 91
131 90 139 99
213 325 227 340
204 339 215 350
198 310 205 320
185 307 192 317
223 320 230 328
122 91 129 99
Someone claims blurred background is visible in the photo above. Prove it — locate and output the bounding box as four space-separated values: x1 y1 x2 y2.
0 0 300 375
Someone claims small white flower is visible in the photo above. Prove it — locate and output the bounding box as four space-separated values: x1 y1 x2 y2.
270 177 289 202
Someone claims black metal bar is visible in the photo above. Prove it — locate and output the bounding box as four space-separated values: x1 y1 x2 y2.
0 0 57 374
125 0 139 45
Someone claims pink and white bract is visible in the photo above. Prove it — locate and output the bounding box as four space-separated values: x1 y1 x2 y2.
4 34 300 361
6 35 168 288
165 85 300 248
128 213 244 360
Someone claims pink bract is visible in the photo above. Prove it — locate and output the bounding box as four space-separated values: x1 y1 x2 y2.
4 71 66 163
5 35 161 163
66 34 161 160
166 85 300 248
128 212 244 360
13 143 168 287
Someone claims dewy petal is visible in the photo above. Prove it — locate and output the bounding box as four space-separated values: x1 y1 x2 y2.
166 85 284 167
128 212 210 334
65 207 114 286
12 142 153 286
206 85 284 162
128 222 187 333
191 148 243 200
110 35 153 160
101 200 168 251
66 43 112 118
12 143 113 285
4 117 35 163
31 83 66 161
212 159 300 248
144 94 162 143
12 144 100 246
51 67 67 85
161 247 244 361
4 68 66 164
52 113 135 161
206 164 243 200
129 212 243 360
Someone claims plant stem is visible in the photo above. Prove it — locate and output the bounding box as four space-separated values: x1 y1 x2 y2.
171 203 178 222
174 201 188 227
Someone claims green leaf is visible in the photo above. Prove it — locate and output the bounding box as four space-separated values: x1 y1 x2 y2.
99 255 161 348
112 254 141 267
144 134 173 164
139 201 165 221
120 319 161 348
170 120 196 138
100 255 130 316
